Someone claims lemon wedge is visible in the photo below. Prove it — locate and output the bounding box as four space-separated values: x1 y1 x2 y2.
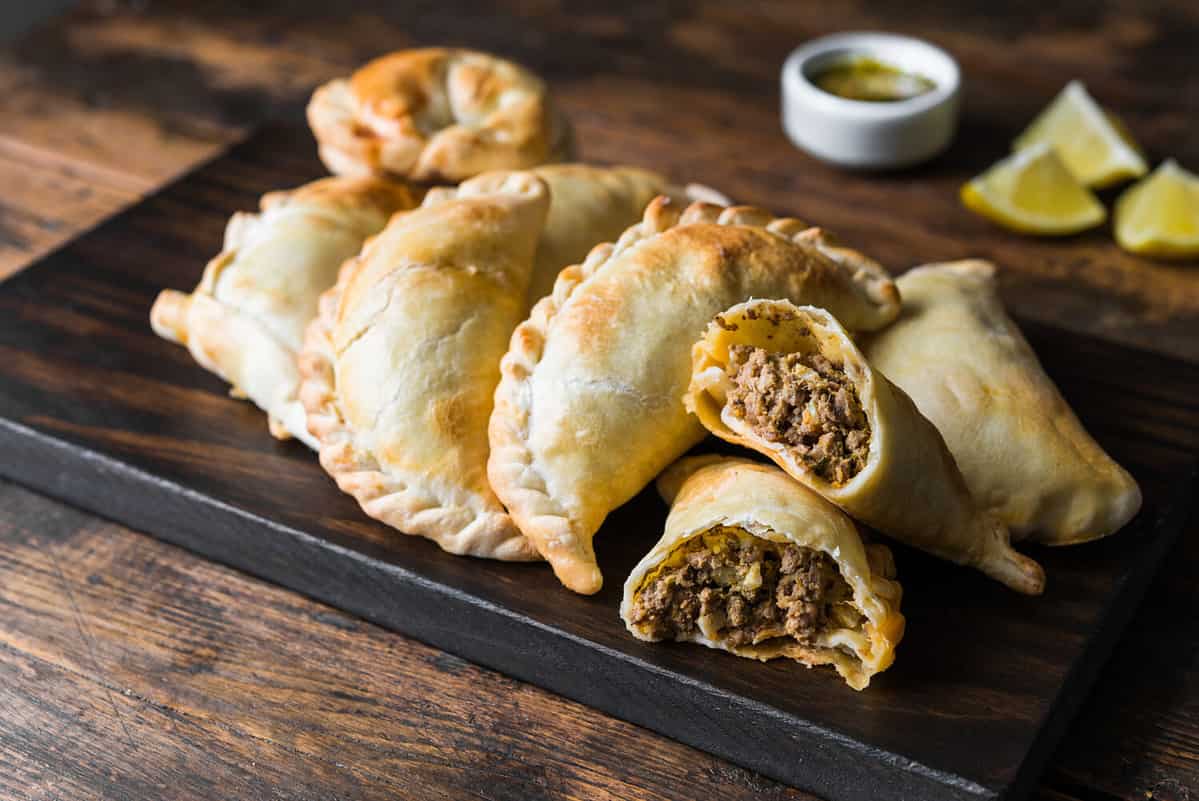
1013 81 1147 188
1114 159 1199 259
961 143 1107 235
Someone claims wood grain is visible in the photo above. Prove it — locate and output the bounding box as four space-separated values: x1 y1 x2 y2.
1 484 1195 801
0 123 1194 801
1042 518 1199 801
0 147 136 280
0 2 1197 801
0 481 812 801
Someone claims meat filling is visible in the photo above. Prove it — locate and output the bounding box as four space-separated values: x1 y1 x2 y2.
725 345 871 485
630 529 856 648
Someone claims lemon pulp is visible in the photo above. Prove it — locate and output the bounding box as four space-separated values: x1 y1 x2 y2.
961 142 1107 235
1114 160 1199 259
1013 81 1147 188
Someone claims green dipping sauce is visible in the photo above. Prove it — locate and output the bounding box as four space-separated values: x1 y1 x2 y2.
811 56 936 102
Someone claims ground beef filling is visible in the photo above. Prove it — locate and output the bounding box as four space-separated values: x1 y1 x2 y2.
725 345 871 485
630 531 853 648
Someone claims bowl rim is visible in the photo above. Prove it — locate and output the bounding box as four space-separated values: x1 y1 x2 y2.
782 31 961 121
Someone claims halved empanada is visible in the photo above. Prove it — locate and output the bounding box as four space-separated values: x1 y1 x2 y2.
151 176 416 447
298 171 550 560
686 298 1045 594
622 455 905 690
489 198 901 593
863 260 1141 544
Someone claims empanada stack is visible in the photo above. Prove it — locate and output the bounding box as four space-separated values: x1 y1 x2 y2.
298 171 550 560
151 44 1149 689
489 198 901 594
685 298 1046 595
151 176 417 447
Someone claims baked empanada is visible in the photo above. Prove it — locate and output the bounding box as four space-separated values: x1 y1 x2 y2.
151 176 415 447
686 298 1045 594
489 199 901 593
423 163 698 307
864 260 1141 544
308 48 572 183
298 171 550 560
622 455 905 690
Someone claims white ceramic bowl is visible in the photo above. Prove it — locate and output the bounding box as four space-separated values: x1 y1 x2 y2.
781 32 961 169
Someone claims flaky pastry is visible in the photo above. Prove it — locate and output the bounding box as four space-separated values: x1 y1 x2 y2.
623 455 905 690
308 48 572 183
151 176 415 447
686 298 1045 594
864 260 1141 544
422 163 710 306
489 198 901 593
298 171 550 559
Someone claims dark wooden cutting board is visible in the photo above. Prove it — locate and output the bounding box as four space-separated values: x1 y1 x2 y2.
0 121 1194 801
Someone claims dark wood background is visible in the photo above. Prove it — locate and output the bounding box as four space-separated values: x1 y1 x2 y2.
0 2 1197 800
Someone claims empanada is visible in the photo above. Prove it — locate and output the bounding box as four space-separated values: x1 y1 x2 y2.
423 163 697 307
622 455 905 690
151 176 416 447
308 48 572 183
864 260 1141 544
686 298 1045 594
489 199 902 593
298 171 550 560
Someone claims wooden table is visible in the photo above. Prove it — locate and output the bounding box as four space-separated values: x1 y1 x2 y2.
1 3 1196 799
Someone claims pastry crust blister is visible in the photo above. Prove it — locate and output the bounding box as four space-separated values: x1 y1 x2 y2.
151 176 416 447
488 197 902 594
298 171 552 560
685 298 1045 595
308 48 573 183
623 456 905 690
864 260 1142 545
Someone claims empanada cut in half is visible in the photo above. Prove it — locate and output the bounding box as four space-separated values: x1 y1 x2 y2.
308 48 573 183
151 176 416 448
489 198 902 593
622 455 905 691
298 171 550 560
686 298 1045 595
864 260 1141 544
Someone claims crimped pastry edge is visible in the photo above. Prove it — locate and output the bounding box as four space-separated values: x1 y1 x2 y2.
486 197 891 592
297 238 541 562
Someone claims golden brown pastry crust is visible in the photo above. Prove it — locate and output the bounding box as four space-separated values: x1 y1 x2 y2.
864 260 1142 545
307 48 573 183
622 455 905 690
298 171 550 560
422 163 684 308
686 298 1045 594
488 197 901 594
150 176 416 447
